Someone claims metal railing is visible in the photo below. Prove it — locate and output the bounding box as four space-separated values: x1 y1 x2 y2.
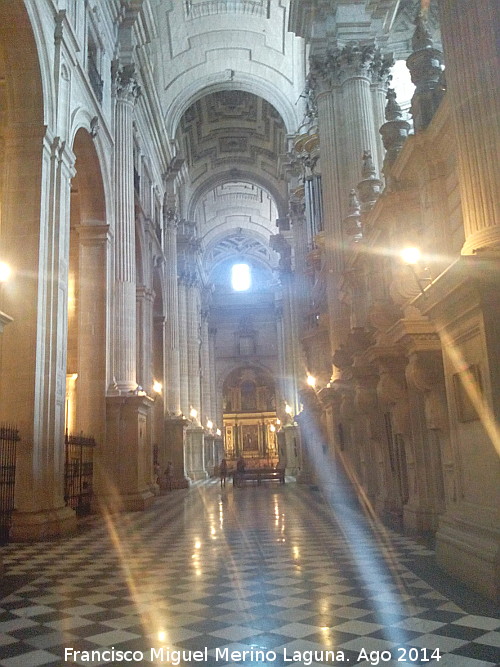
64 433 96 517
0 424 19 543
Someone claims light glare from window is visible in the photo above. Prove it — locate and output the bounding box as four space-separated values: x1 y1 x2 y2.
231 263 251 291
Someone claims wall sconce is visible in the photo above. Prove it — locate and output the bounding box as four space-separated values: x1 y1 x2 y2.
153 380 162 394
284 403 293 415
216 428 221 436
400 246 431 296
206 419 213 430
190 407 198 419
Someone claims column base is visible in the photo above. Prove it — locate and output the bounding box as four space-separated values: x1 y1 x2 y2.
188 470 209 481
103 395 155 512
115 491 155 512
186 426 207 480
403 503 441 534
436 510 500 603
9 506 77 542
296 469 316 484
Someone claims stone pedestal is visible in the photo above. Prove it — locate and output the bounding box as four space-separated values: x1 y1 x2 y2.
164 415 190 488
186 425 208 480
278 424 300 476
204 433 215 477
10 506 76 542
295 413 317 485
103 395 155 511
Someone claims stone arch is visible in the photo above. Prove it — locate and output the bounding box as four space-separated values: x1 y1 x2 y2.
69 109 113 223
188 169 287 222
0 0 46 427
166 74 299 139
204 227 279 281
66 128 109 447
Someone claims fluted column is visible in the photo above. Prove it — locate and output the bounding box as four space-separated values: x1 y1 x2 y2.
439 0 500 254
136 286 154 393
112 64 140 392
74 224 109 446
208 326 220 427
177 276 189 416
164 209 181 415
186 276 201 419
200 308 212 425
5 131 77 539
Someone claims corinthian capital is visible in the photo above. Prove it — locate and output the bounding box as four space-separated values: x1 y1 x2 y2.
115 63 141 102
309 42 394 92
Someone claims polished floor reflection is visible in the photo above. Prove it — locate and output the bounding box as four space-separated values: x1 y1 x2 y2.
0 481 499 667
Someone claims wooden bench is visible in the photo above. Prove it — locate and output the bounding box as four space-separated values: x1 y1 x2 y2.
233 468 285 486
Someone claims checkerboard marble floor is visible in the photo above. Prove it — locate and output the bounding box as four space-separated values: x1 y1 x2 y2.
0 481 498 667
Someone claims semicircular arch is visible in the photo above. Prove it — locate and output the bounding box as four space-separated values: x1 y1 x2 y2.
167 74 299 140
188 168 287 222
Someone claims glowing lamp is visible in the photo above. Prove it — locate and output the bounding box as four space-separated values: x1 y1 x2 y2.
400 246 421 265
0 261 11 283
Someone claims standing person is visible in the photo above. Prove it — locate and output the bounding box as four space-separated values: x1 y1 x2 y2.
164 460 173 492
219 458 228 487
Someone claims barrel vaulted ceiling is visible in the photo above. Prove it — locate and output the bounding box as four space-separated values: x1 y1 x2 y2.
150 0 304 139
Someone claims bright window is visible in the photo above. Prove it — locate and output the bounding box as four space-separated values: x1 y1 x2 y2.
231 263 251 291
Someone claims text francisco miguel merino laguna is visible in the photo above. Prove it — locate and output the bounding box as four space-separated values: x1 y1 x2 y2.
65 647 355 665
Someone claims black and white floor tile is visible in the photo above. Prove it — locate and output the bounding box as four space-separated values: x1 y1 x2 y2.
0 481 498 667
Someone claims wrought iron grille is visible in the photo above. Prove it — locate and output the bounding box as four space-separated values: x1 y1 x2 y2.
64 433 96 517
0 424 19 543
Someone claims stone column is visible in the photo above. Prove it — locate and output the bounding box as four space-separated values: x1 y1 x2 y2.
309 45 391 362
200 307 212 425
3 131 77 540
338 44 388 193
163 209 181 415
208 326 219 427
104 64 153 511
438 0 500 254
74 224 109 448
186 275 201 419
111 64 140 392
177 276 189 417
136 286 154 393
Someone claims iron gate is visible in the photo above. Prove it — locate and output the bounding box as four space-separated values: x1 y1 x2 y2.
64 433 96 517
0 423 19 543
